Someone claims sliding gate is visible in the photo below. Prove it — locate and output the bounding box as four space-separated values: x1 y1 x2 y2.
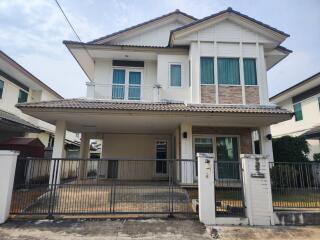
10 158 197 218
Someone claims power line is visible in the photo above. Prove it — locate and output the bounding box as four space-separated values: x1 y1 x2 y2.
54 0 82 42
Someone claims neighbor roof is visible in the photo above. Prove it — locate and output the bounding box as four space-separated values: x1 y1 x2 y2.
0 109 41 132
88 9 197 44
270 72 320 101
16 98 292 115
0 51 63 99
169 7 290 44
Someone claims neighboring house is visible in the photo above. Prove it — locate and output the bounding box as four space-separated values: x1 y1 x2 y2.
0 50 80 157
17 8 292 183
270 72 320 160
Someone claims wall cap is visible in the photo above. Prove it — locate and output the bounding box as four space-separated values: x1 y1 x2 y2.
197 153 215 158
0 150 20 156
240 154 268 159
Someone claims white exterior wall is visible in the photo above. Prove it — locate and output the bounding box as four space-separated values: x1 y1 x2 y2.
157 54 190 102
271 93 320 158
0 74 79 146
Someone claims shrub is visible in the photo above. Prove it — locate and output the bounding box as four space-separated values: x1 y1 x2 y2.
314 153 320 162
272 136 310 162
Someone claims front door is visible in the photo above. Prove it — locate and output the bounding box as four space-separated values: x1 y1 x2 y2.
193 137 214 179
216 136 240 179
108 160 118 178
155 140 168 175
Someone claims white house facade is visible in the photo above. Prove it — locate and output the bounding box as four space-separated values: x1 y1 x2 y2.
0 50 80 156
16 8 293 183
270 72 320 159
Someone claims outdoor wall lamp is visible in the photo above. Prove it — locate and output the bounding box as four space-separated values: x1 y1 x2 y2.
183 132 188 139
266 134 272 140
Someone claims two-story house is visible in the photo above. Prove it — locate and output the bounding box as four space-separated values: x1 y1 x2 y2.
270 72 320 160
16 8 292 183
0 50 80 157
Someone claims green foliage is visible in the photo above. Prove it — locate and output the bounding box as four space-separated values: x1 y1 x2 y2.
272 136 310 162
314 153 320 162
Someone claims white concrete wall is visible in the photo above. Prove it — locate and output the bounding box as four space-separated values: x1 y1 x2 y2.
271 93 320 158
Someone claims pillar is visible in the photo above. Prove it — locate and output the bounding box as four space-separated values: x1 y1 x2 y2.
241 154 274 226
197 153 215 225
0 151 19 224
49 120 66 185
259 126 274 162
180 123 193 184
79 133 90 179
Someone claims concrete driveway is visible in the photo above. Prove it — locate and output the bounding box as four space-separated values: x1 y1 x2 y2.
1 219 320 240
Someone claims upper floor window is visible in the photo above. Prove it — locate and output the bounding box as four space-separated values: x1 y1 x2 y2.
293 102 303 121
0 80 4 99
170 64 181 87
243 58 257 85
200 57 214 84
18 89 28 103
112 69 141 100
218 58 240 85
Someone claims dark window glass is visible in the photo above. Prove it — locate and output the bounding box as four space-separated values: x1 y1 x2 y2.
218 58 240 85
293 102 303 121
244 58 257 85
201 57 214 84
18 89 28 103
0 80 4 99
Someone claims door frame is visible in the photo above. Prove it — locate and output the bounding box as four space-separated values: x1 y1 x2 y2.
154 139 169 177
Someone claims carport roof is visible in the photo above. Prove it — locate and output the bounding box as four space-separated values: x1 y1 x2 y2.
16 98 292 115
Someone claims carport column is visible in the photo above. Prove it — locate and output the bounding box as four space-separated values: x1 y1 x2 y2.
49 120 66 185
259 126 274 162
0 151 19 224
197 153 216 225
241 154 274 226
180 123 194 184
79 133 90 179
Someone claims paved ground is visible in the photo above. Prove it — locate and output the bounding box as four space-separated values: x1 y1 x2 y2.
1 219 320 240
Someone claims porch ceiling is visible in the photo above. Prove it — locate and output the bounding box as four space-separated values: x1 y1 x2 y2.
16 100 293 134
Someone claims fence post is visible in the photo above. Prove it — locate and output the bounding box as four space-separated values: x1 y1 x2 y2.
241 154 274 226
0 150 19 224
197 153 215 225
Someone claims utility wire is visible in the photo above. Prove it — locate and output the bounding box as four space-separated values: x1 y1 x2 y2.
54 0 94 68
54 0 83 42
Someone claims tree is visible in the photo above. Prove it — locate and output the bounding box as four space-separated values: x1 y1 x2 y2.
272 136 310 162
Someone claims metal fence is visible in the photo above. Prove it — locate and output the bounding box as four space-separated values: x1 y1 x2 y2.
214 161 245 217
269 162 320 209
10 158 198 218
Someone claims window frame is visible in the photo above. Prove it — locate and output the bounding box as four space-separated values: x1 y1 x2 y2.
293 102 303 121
200 56 215 85
111 67 143 100
217 57 241 86
0 79 4 99
18 89 28 103
169 63 182 87
154 139 168 176
243 58 258 86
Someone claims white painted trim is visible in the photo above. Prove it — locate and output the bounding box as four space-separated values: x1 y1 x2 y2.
239 42 246 104
214 42 219 104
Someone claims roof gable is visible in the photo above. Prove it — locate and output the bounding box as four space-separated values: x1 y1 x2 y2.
170 7 289 46
89 9 197 45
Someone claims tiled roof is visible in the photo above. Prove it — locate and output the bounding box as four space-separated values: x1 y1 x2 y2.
16 98 292 115
0 109 41 132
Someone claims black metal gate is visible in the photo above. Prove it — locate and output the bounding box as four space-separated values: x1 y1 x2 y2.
214 161 246 217
10 158 198 218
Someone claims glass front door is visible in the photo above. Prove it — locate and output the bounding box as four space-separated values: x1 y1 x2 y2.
155 140 167 175
216 136 240 179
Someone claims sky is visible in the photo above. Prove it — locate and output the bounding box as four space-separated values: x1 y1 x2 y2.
0 0 319 98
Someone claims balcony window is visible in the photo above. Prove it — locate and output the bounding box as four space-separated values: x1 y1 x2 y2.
170 64 181 87
218 58 240 85
18 89 28 103
201 57 214 84
244 58 257 85
293 102 303 121
128 72 141 100
112 69 125 99
0 80 3 99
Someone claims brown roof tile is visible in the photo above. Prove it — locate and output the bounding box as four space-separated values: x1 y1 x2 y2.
16 98 293 115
